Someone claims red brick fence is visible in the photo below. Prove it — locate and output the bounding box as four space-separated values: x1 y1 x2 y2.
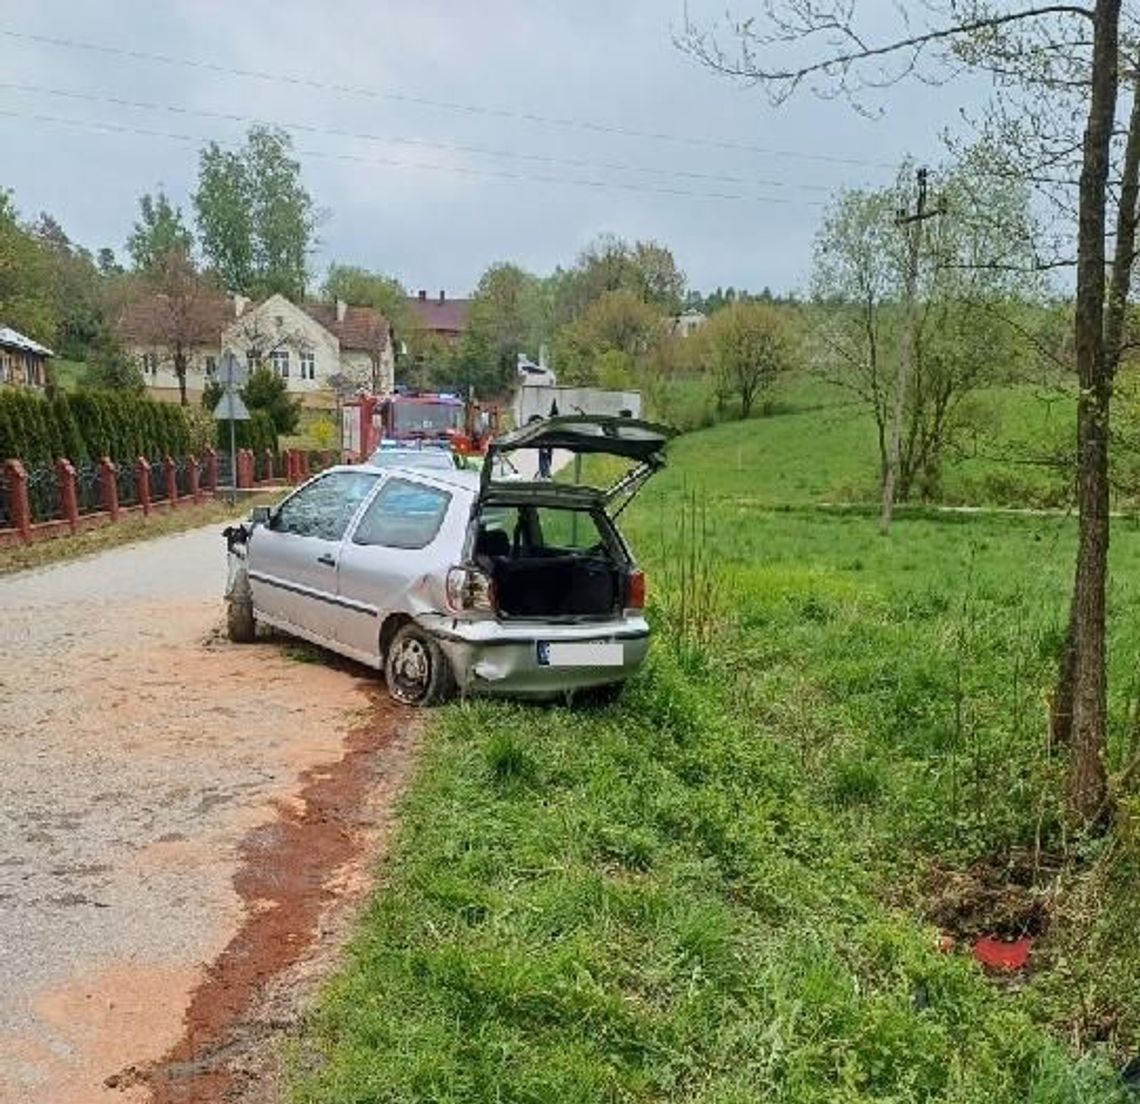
0 448 336 549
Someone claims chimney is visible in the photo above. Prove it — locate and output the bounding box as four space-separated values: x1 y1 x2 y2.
232 293 249 318
438 289 445 305
417 289 427 301
336 298 347 323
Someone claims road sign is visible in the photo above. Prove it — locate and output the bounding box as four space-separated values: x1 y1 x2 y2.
219 350 248 389
212 389 251 422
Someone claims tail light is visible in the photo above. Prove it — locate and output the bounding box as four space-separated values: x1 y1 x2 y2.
446 566 495 614
626 569 646 612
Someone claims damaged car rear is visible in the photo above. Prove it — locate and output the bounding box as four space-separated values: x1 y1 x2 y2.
223 414 675 706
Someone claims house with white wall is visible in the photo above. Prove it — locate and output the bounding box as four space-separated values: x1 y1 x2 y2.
119 292 394 406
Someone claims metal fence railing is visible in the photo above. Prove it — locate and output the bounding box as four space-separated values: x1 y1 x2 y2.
26 465 62 523
76 462 101 515
1 453 227 535
116 462 138 509
175 458 192 497
149 460 166 499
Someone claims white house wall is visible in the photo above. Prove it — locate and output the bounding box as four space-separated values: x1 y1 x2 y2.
221 294 340 398
131 292 393 405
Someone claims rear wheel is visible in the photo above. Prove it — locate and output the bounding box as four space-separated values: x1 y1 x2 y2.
226 597 256 643
384 623 455 706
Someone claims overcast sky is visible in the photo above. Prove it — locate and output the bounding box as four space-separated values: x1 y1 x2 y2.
0 1 989 298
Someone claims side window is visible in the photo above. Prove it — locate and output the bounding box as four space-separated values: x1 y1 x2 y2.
352 478 452 550
273 472 380 541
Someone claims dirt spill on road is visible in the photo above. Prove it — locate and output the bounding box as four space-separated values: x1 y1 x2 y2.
110 689 417 1103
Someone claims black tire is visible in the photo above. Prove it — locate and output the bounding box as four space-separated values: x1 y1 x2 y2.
227 597 256 643
384 623 455 706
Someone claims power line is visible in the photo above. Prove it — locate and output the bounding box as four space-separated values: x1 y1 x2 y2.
0 25 898 170
0 80 847 193
0 108 829 206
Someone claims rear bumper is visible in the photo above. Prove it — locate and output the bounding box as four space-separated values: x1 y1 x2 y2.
418 613 650 698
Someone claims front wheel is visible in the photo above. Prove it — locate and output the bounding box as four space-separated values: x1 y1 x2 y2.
384 624 455 706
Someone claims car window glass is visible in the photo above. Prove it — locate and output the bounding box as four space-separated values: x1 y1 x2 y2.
532 507 605 552
353 478 452 549
368 450 455 470
273 472 380 541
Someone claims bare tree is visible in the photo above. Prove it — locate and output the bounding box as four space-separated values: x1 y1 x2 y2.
682 0 1132 827
132 249 218 406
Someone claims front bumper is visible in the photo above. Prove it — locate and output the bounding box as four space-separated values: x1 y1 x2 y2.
418 613 650 698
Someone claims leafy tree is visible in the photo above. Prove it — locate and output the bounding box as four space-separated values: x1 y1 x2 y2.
322 265 407 325
680 0 1130 831
0 191 56 344
247 126 314 299
552 289 665 386
239 366 301 436
631 240 686 312
323 264 406 388
194 126 315 299
79 344 146 393
194 144 253 293
126 191 193 273
30 213 108 363
97 247 124 277
456 263 544 396
704 302 797 417
550 235 687 325
812 162 1041 499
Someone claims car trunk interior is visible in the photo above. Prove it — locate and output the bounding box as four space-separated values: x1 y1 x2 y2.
473 503 625 619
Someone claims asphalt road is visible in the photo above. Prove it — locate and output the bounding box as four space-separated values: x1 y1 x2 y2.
0 524 376 1104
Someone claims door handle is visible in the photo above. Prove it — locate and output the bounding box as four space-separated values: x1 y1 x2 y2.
317 553 337 567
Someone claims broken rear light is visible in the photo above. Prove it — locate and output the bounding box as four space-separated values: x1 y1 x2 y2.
626 569 645 612
446 566 495 614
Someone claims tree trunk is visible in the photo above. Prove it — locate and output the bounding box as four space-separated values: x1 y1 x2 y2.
1057 0 1120 828
175 350 188 406
880 211 922 533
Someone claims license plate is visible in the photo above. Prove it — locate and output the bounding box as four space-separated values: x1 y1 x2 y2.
537 641 623 667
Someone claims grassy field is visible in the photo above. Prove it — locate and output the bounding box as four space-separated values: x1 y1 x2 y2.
289 391 1140 1102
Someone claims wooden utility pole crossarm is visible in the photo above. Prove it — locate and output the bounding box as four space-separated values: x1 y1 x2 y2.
880 168 945 533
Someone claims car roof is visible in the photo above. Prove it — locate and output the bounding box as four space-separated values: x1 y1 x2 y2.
345 462 481 493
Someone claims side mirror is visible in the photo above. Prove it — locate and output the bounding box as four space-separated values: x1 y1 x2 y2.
251 504 272 527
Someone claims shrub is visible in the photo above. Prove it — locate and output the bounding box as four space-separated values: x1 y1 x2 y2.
215 408 278 456
0 388 196 464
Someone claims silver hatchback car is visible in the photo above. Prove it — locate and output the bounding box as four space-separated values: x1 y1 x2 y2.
223 415 674 705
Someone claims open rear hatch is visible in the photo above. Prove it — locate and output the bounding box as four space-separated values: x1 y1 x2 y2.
480 414 675 515
469 416 675 620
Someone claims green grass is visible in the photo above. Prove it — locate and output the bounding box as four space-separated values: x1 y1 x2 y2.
49 358 85 393
289 394 1140 1102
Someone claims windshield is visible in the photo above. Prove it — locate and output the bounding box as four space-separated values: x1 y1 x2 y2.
392 402 463 433
368 449 456 470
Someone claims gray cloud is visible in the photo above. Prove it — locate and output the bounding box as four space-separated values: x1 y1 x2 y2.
0 1 986 295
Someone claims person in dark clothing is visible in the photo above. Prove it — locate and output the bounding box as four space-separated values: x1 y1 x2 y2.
537 399 558 479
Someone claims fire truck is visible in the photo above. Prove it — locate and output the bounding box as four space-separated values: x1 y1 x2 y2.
341 391 499 460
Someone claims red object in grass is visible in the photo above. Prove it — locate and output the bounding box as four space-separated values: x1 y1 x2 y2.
972 936 1032 971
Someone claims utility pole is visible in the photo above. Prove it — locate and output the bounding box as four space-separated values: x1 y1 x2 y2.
880 167 944 533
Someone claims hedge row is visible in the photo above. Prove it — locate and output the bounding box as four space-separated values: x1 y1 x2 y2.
0 390 195 467
216 409 278 457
